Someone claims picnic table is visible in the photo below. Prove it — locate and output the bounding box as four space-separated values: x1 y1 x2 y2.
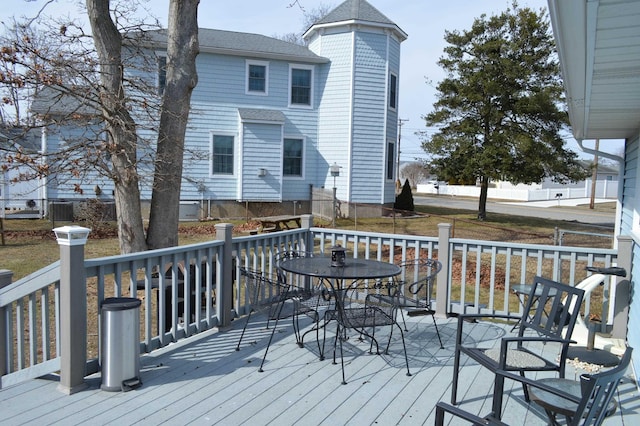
258 215 302 232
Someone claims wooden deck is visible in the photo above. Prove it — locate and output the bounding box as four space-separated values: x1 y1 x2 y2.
1 314 638 425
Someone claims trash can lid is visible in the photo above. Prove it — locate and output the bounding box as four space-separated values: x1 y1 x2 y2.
102 297 142 311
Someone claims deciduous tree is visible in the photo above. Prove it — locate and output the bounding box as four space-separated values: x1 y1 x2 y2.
0 0 199 253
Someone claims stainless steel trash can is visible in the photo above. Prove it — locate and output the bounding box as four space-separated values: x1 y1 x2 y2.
101 297 142 391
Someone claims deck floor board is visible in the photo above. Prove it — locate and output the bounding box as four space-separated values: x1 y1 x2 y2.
1 314 637 425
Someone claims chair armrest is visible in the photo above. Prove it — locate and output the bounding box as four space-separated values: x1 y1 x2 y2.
499 336 576 346
455 313 521 344
495 370 582 404
456 313 520 323
435 402 507 426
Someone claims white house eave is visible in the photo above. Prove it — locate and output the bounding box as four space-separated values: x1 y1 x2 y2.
200 47 330 64
547 0 588 140
304 20 408 42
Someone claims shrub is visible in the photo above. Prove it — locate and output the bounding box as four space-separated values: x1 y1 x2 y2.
394 179 414 212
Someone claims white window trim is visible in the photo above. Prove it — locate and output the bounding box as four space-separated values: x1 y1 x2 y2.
288 64 314 109
245 60 269 96
210 131 236 178
389 72 398 111
283 136 305 180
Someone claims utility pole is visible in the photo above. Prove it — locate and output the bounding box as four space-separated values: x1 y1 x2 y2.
397 118 409 191
590 139 599 209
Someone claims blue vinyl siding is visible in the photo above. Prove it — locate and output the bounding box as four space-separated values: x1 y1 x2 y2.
351 32 388 204
314 32 354 199
241 122 282 201
39 13 404 208
620 135 640 374
44 125 118 200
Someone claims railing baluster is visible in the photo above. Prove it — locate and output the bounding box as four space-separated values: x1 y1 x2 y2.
1 218 621 388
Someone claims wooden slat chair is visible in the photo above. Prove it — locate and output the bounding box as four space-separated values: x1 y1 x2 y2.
451 276 585 420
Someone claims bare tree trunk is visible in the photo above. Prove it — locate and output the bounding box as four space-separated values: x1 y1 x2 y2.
86 0 147 253
146 0 199 250
478 176 489 220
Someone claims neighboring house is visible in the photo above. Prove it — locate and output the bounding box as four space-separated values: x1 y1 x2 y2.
0 128 45 217
416 160 620 201
548 0 640 376
29 0 407 218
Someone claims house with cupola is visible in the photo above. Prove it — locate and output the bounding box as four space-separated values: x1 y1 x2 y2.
27 0 406 219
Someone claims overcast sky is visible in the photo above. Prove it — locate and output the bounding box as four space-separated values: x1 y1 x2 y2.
1 0 620 161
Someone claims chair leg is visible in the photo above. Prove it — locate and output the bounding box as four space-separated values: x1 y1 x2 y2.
292 311 302 347
395 323 412 377
235 309 254 351
431 313 444 349
520 371 531 402
491 373 505 420
258 317 280 372
337 324 347 385
399 309 408 331
451 346 461 405
258 300 287 372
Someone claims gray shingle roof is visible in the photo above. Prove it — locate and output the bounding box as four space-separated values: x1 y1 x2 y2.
140 29 328 63
0 127 41 152
315 0 395 26
30 86 99 117
307 0 407 41
238 108 285 123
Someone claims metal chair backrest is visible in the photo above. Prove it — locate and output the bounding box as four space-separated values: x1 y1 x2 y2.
238 267 285 310
397 258 441 295
573 347 633 426
275 250 314 285
519 276 585 341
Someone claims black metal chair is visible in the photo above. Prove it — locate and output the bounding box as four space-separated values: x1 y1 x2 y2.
451 275 585 420
275 250 334 351
235 267 292 372
322 279 412 384
437 346 633 426
368 258 443 348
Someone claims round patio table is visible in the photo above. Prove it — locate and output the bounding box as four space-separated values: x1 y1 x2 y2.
279 256 401 281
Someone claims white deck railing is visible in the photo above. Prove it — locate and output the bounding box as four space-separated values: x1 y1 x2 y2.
0 215 629 391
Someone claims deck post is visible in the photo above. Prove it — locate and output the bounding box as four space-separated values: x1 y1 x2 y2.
301 214 314 252
612 235 633 339
0 270 14 381
436 223 452 318
216 223 234 328
53 225 91 395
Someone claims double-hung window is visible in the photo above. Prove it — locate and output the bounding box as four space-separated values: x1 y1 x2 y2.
290 65 313 107
246 60 268 95
283 138 303 177
212 134 234 175
389 72 398 110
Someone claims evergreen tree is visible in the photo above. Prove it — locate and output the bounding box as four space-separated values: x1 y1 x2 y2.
394 179 415 213
421 2 587 220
